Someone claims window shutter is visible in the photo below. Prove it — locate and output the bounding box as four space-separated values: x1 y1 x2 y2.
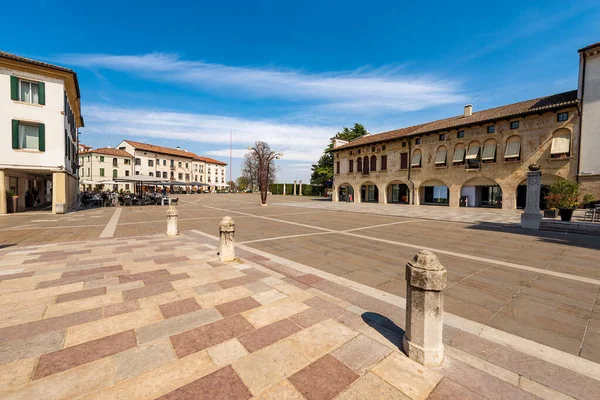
38 123 46 151
400 153 408 169
12 120 19 148
38 82 45 105
10 76 19 100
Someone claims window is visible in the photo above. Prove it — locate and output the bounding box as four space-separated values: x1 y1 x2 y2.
113 169 118 178
481 140 497 162
371 146 375 152
170 160 174 167
453 144 466 164
487 126 495 134
363 157 370 174
135 171 140 175
156 158 160 164
381 155 387 170
357 157 363 172
149 172 154 177
12 121 44 151
504 136 521 160
382 145 386 151
435 147 447 166
125 170 130 176
10 77 44 105
135 158 141 165
510 121 520 130
87 168 90 176
186 174 190 180
457 131 465 138
400 153 408 169
402 142 407 148
551 129 571 157
163 160 167 166
119 146 126 150
415 138 421 145
370 155 377 172
186 163 189 168
163 172 168 179
100 168 105 177
178 173 183 180
349 151 353 155
357 149 361 154
465 143 480 160
113 158 118 167
557 112 568 122
336 161 340 174
125 184 130 190
148 160 154 167
124 159 131 165
100 156 105 162
178 162 182 167
439 134 446 141
411 150 422 168
349 160 354 173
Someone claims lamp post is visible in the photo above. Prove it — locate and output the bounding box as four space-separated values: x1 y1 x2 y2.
247 144 283 205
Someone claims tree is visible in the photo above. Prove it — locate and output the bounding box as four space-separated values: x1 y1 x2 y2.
241 142 278 191
236 176 250 191
310 123 368 185
245 141 282 205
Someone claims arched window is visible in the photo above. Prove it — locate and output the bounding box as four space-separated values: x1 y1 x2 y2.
370 155 377 172
112 158 118 167
435 146 447 166
504 136 521 160
551 128 571 157
112 169 118 178
452 143 466 164
411 149 422 168
363 157 370 174
466 141 481 160
482 139 497 162
356 157 362 172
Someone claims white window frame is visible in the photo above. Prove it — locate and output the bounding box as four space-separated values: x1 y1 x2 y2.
19 79 40 104
18 122 40 150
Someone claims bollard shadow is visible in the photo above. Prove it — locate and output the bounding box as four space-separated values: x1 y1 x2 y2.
361 312 405 350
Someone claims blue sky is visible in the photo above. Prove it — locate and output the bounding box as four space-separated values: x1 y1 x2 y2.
3 0 599 182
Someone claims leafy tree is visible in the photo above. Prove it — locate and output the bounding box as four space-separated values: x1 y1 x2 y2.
236 176 250 191
310 123 368 185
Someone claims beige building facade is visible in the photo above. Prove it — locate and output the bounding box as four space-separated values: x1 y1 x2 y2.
78 147 134 192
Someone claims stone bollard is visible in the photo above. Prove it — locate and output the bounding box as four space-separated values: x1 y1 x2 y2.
166 205 178 236
403 250 447 366
299 180 303 196
218 216 236 262
293 180 297 196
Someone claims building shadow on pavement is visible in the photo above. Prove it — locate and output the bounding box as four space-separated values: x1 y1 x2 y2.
362 312 405 350
465 221 600 250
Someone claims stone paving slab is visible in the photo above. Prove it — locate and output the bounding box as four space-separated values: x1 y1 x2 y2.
0 232 598 399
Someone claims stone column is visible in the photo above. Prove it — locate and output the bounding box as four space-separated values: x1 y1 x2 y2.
379 184 388 204
0 169 6 215
283 183 286 196
166 205 178 236
332 185 339 202
299 180 303 196
293 180 297 196
218 216 236 262
520 167 543 230
403 250 447 366
449 185 461 208
52 172 67 214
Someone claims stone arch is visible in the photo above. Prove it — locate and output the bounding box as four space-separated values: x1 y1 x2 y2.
516 174 565 209
360 180 379 203
460 176 503 208
419 178 449 206
386 180 410 204
336 182 355 202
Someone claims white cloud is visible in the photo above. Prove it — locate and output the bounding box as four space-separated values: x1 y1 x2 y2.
60 53 467 112
83 104 335 162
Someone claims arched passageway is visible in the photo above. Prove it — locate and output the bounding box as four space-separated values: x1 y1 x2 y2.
387 181 409 204
361 181 379 203
460 177 502 208
516 174 563 209
338 183 355 202
420 179 449 206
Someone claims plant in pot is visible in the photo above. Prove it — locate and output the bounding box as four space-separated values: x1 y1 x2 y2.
582 193 595 209
5 190 18 213
545 180 580 222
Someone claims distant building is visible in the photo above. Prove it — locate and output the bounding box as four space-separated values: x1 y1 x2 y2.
0 51 83 214
78 147 134 192
330 42 600 209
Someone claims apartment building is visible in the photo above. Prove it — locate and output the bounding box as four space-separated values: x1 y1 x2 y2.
331 43 600 209
0 51 83 214
78 147 134 192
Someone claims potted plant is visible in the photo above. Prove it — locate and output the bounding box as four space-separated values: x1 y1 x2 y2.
6 190 18 213
545 180 580 222
582 193 595 209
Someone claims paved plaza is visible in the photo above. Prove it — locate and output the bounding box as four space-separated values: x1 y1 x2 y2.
0 193 599 398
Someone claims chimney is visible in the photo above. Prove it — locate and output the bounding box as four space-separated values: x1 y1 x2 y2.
464 104 473 117
176 146 181 150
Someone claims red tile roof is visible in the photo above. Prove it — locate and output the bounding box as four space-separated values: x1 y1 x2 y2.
80 147 133 157
193 155 227 166
333 90 578 151
124 140 227 165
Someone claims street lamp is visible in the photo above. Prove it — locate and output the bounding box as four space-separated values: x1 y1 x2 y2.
247 144 283 205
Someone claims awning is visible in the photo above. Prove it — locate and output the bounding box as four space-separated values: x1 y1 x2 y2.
114 175 164 183
80 180 102 185
421 179 447 187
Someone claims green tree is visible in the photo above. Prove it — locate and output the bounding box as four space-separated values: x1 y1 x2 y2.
236 176 250 191
310 123 368 185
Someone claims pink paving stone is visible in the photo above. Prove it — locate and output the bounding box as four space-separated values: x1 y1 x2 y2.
122 282 175 302
103 301 141 318
118 269 170 284
288 308 329 328
237 319 302 352
0 271 35 281
289 354 359 400
215 297 262 318
61 264 123 278
160 298 202 319
428 377 484 400
295 274 324 286
154 256 189 265
33 330 137 379
143 272 190 285
37 273 106 288
157 365 251 400
56 287 107 303
304 296 346 318
217 275 258 289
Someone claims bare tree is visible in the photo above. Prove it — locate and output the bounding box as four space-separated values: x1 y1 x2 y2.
241 142 278 191
245 141 282 204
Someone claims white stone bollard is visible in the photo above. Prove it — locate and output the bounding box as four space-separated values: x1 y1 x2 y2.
299 180 303 196
521 165 543 230
166 205 178 236
293 180 297 196
283 183 287 196
403 250 447 366
218 216 236 262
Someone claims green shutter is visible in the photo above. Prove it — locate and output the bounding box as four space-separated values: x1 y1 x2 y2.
10 76 19 100
38 82 45 105
38 123 45 152
12 120 19 149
